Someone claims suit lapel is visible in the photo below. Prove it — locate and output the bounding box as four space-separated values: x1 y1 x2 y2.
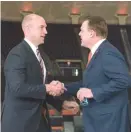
86 40 107 71
23 40 40 64
22 40 43 77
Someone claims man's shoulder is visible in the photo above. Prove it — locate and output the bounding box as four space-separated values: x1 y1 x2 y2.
103 41 122 55
5 40 29 64
4 40 28 67
9 40 27 55
101 41 125 61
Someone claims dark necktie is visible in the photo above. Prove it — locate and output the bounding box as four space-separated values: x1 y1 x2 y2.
36 49 48 124
36 49 44 76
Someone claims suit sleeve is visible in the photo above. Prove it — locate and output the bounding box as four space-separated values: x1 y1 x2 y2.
4 52 46 99
92 50 131 102
64 80 83 95
46 95 64 112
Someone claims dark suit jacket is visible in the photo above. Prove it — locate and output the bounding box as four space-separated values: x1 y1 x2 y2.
65 40 131 132
1 40 63 132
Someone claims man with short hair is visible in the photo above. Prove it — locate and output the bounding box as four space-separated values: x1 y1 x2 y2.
63 16 131 132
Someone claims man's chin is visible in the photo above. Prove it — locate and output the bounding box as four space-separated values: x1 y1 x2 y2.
40 40 44 44
81 43 85 47
41 37 45 42
81 43 88 48
39 41 44 45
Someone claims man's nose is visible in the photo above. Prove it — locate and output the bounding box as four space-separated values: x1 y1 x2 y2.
44 29 48 34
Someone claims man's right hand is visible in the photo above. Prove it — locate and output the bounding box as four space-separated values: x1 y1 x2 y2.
45 81 67 96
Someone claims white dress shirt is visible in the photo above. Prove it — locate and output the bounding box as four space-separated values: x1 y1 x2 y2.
24 38 46 83
90 39 106 58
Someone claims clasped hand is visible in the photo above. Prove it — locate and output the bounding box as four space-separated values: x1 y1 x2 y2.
46 81 66 96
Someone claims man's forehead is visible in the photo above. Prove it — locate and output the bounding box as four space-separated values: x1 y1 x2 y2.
34 17 47 26
81 21 88 29
43 20 47 27
41 21 47 27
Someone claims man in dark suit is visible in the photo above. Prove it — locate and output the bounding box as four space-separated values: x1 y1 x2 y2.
1 14 69 132
58 16 131 132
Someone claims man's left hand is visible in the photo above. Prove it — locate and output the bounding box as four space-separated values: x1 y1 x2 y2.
77 88 93 102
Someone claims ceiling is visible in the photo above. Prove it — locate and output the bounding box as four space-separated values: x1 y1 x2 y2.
1 1 131 24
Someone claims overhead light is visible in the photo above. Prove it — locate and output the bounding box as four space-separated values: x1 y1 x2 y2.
116 3 128 15
69 7 81 24
20 2 34 16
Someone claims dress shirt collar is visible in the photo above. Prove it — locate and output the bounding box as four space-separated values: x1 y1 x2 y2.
24 38 38 54
91 39 106 57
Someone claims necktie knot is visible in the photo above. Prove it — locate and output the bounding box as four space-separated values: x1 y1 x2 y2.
36 48 45 84
36 48 42 62
88 51 92 63
86 51 92 67
36 48 40 56
36 48 43 69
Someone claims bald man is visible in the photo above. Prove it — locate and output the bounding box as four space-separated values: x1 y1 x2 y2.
1 14 66 132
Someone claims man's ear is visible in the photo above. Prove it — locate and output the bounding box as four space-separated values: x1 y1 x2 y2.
89 30 95 38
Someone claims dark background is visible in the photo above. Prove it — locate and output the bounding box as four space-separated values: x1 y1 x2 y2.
1 21 131 102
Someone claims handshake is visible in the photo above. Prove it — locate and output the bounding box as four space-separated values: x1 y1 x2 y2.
45 81 80 114
45 80 66 96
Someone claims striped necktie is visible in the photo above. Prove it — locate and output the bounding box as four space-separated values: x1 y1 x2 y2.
36 48 44 76
36 49 48 124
